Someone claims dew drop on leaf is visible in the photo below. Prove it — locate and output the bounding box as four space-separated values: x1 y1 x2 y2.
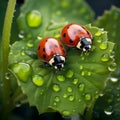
63 94 67 98
27 41 34 48
26 10 42 28
57 75 65 82
32 75 44 87
81 71 85 76
72 78 79 85
67 87 73 93
12 63 32 82
109 77 118 83
54 96 60 102
79 65 83 70
104 106 113 115
95 31 102 37
20 50 25 56
87 71 92 76
68 95 75 101
78 83 85 92
62 110 70 117
99 42 108 50
101 53 110 62
52 84 61 92
108 62 117 71
85 94 91 101
18 30 25 39
66 70 74 78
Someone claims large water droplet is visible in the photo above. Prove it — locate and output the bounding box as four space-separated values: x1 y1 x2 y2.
57 75 65 82
109 77 118 83
67 87 73 93
68 95 75 101
52 84 60 92
66 70 74 78
72 78 79 85
79 65 83 70
85 94 91 101
20 50 25 56
95 31 102 37
18 30 25 39
32 75 44 86
99 42 108 50
78 83 85 92
87 71 92 76
81 71 85 76
108 62 117 71
62 110 70 116
54 96 60 102
104 106 113 115
26 10 42 28
27 41 34 48
63 94 67 98
12 63 32 82
101 53 110 62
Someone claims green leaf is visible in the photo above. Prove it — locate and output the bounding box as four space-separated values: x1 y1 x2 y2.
92 70 120 120
94 6 120 69
17 0 94 38
9 24 114 116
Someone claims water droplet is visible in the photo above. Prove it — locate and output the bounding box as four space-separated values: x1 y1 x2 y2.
108 62 117 71
99 42 108 50
63 94 67 98
104 106 113 115
5 72 10 80
79 65 83 70
66 70 74 78
18 30 25 39
78 99 81 102
97 39 102 43
57 75 65 82
78 83 85 92
110 77 118 83
20 50 25 56
68 95 75 101
81 71 85 76
54 96 60 102
52 84 60 92
27 41 34 47
67 87 73 93
72 78 79 85
32 75 44 87
101 53 110 62
26 10 42 28
54 33 60 39
12 63 32 82
81 56 85 60
85 94 91 101
95 31 102 36
87 71 92 76
53 102 57 106
62 110 70 116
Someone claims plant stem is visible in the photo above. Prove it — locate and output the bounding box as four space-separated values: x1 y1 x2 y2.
1 0 16 119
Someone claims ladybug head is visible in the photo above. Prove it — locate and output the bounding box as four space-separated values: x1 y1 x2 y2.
76 38 92 52
49 54 65 70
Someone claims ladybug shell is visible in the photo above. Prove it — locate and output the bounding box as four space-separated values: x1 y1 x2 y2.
61 23 92 47
37 38 66 62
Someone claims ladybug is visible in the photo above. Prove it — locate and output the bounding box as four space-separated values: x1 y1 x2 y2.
61 23 93 52
37 37 66 70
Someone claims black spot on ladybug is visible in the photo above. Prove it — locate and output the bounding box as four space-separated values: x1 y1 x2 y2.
43 48 46 52
38 46 40 50
63 33 66 37
67 26 69 29
46 40 48 42
69 39 74 43
43 54 46 58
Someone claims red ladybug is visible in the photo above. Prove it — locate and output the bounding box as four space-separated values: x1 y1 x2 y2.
37 37 66 70
61 23 93 52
